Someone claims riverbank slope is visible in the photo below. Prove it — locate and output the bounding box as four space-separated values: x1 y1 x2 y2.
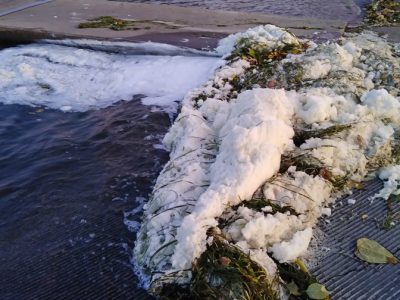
0 0 348 49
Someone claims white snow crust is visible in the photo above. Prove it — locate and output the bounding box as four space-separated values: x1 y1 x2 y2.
373 165 400 200
216 25 299 56
171 88 295 270
270 228 313 263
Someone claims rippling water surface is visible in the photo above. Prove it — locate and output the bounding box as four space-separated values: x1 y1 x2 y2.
0 99 170 298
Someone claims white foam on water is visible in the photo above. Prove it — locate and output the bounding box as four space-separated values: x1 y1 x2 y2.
0 43 222 112
44 39 220 57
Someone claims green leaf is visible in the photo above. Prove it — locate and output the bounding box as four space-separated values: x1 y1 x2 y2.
390 193 400 203
294 258 309 273
355 238 398 264
248 48 256 58
286 281 301 296
306 283 330 300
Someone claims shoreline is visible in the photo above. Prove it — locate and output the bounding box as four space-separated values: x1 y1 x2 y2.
0 0 398 51
0 0 348 49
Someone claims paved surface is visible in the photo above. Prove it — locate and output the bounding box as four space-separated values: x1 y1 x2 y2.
312 180 400 299
0 0 347 48
0 0 53 17
369 26 400 43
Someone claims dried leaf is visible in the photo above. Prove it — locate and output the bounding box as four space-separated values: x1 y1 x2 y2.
306 283 330 299
218 256 231 266
286 281 301 296
319 168 332 180
355 134 365 148
347 180 364 190
291 48 303 55
267 79 277 88
355 238 398 264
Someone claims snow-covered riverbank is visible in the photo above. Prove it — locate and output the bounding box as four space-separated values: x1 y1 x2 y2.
134 25 400 298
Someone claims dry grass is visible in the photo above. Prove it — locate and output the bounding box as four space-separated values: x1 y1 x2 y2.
191 229 279 300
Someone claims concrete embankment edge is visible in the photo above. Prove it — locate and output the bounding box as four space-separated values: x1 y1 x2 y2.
0 0 348 49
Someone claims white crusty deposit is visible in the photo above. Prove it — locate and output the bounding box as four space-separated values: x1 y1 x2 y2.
134 25 400 295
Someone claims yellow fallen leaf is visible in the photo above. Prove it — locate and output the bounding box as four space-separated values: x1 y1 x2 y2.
306 283 330 300
347 180 364 190
286 281 301 296
355 238 398 264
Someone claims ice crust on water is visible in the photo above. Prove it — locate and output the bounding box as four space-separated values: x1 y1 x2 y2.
133 25 400 294
0 43 222 112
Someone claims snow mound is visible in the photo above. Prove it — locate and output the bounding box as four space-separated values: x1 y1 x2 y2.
134 25 400 296
216 24 299 56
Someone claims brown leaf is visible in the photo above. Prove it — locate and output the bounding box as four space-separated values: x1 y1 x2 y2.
218 256 231 266
355 135 365 148
267 80 277 88
387 256 398 265
319 168 332 180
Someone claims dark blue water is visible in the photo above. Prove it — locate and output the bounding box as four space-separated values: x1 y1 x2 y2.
0 99 169 299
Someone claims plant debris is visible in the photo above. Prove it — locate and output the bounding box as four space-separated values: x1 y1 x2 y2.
305 283 330 300
277 259 331 299
78 16 129 31
293 124 352 147
191 229 279 300
227 38 309 94
78 16 181 31
365 0 400 25
287 281 302 296
228 38 307 66
381 193 400 229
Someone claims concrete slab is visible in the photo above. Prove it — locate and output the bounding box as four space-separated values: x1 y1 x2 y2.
369 26 400 43
0 0 53 17
0 0 347 48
